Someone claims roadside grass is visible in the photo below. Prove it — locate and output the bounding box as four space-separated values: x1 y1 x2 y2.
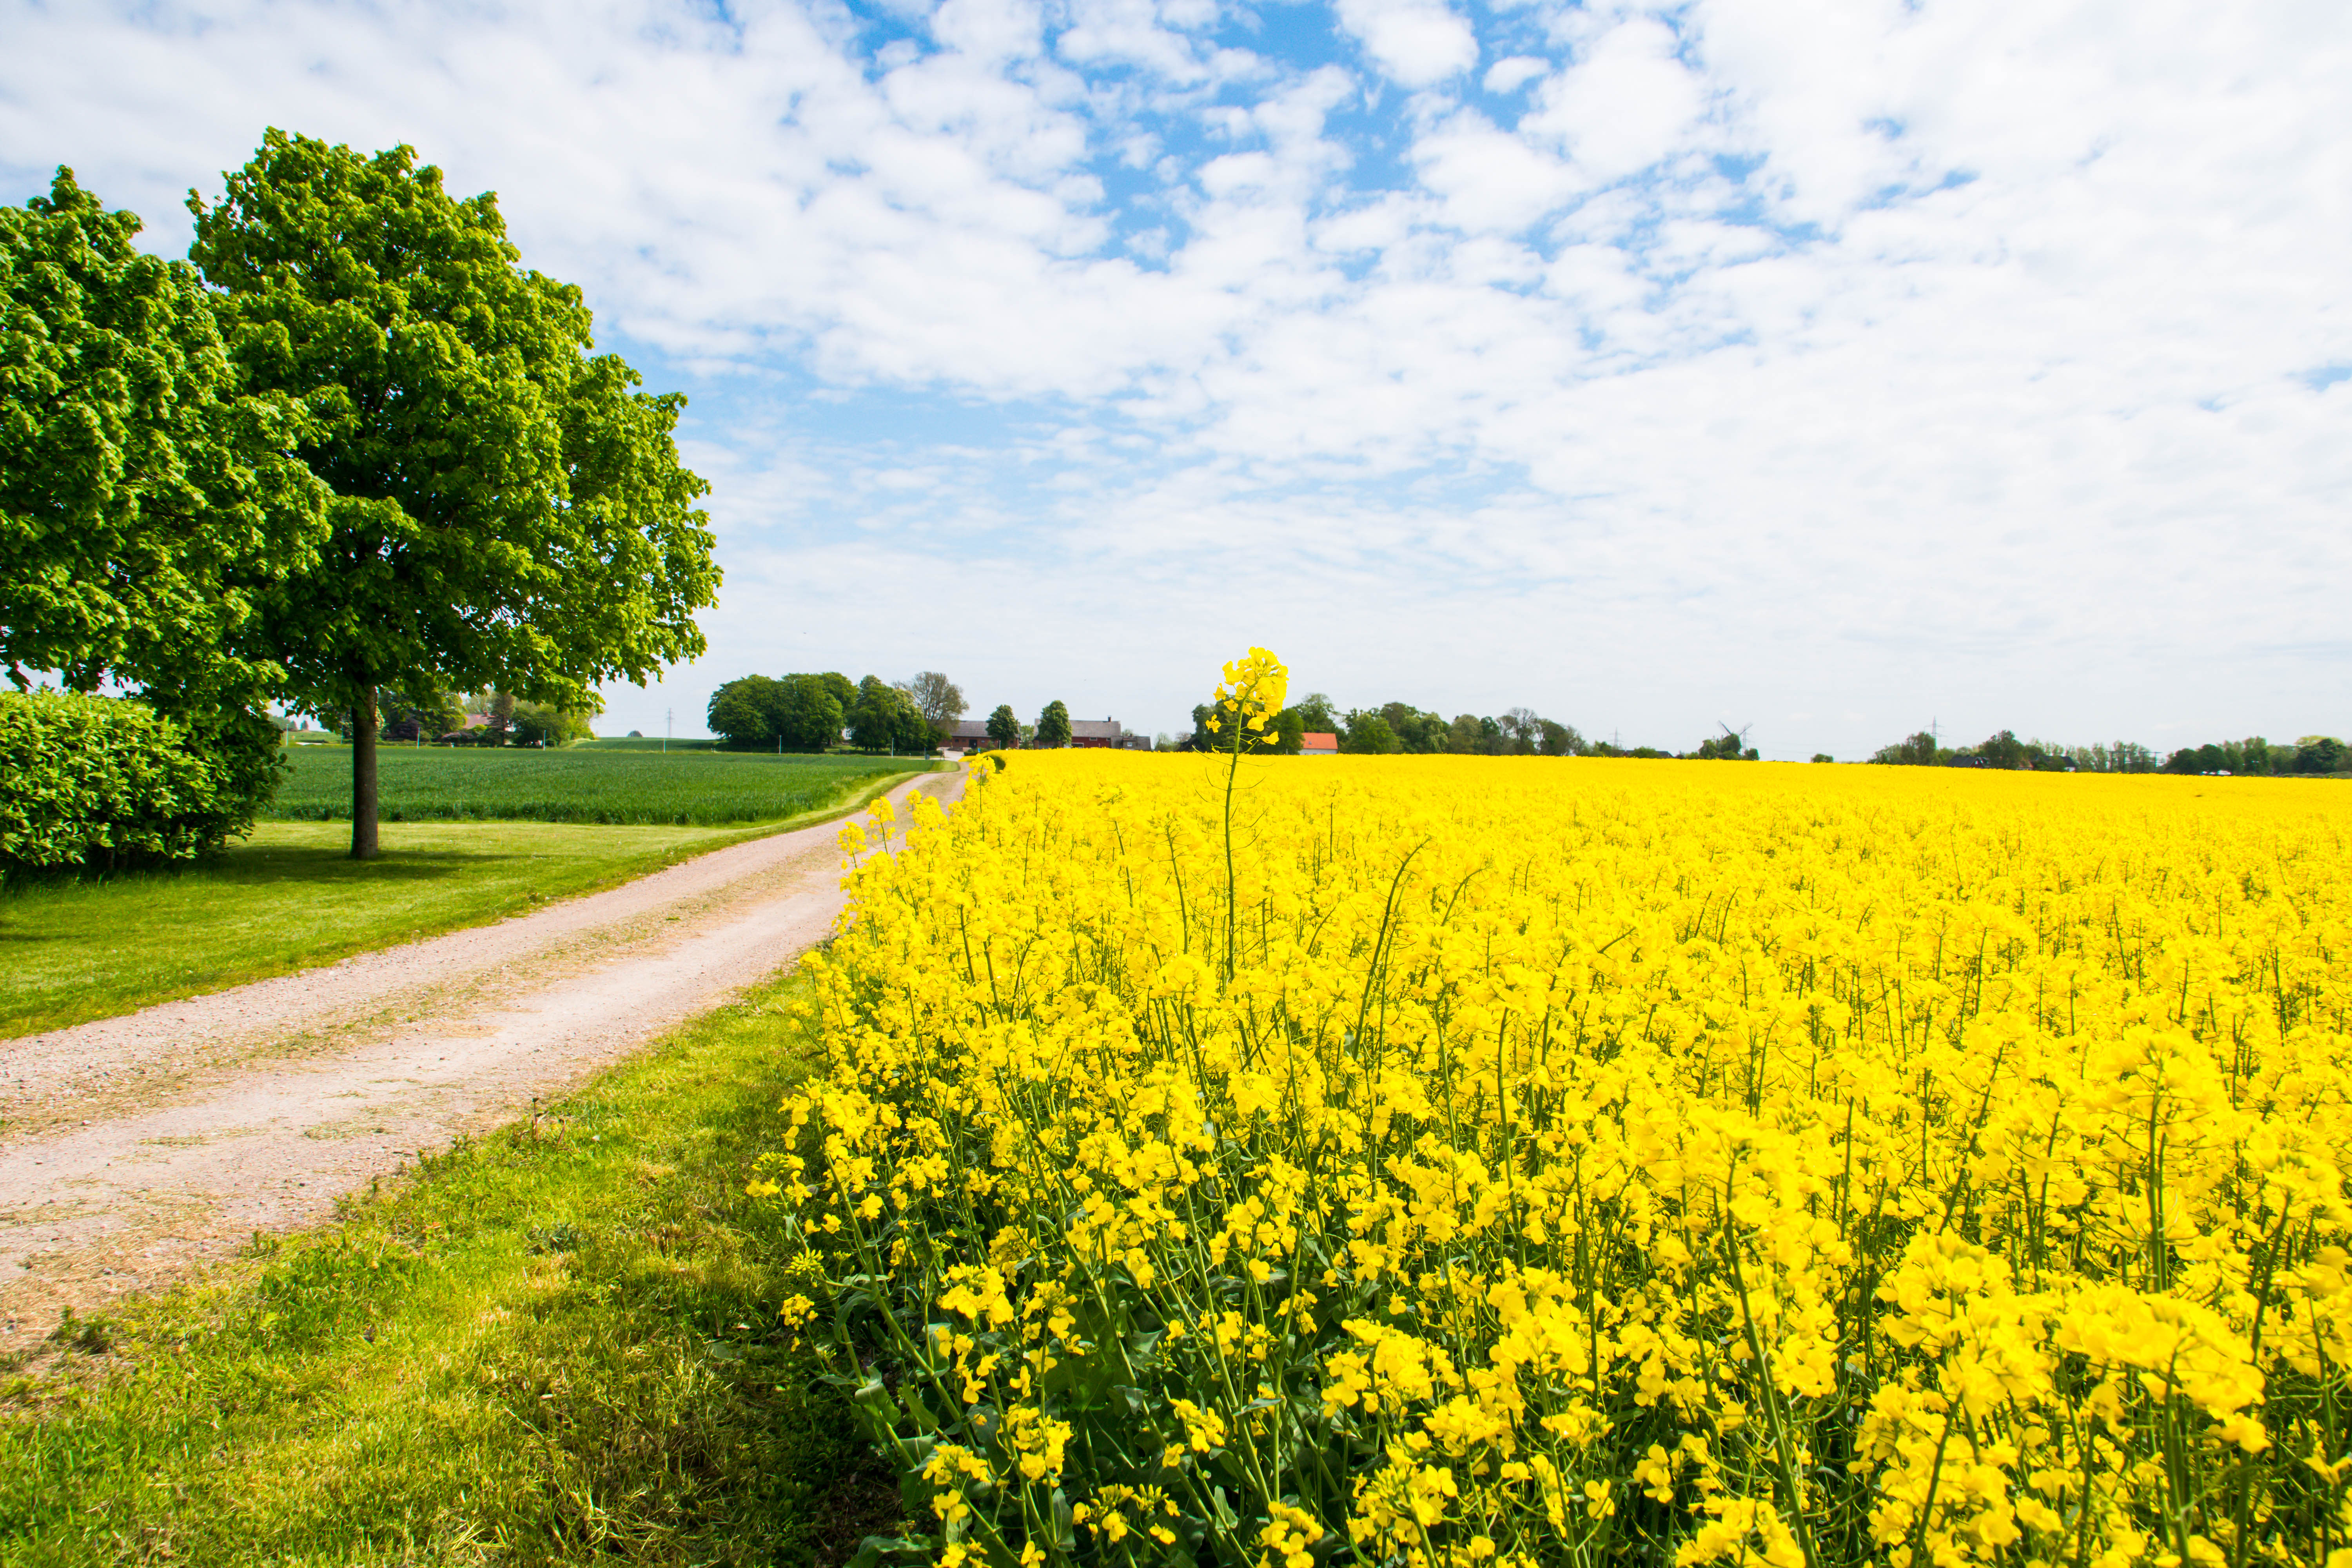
0 969 898 1567
0 769 931 1038
269 748 927 826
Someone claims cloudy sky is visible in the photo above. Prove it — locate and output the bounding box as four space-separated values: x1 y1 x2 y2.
5 0 2347 755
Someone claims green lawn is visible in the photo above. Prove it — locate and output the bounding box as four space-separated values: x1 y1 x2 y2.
0 762 925 1037
0 971 898 1566
271 747 933 825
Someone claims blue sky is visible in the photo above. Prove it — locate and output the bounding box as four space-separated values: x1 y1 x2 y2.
5 0 2348 755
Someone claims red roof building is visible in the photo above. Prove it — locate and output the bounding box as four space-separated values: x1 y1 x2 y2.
1301 731 1339 756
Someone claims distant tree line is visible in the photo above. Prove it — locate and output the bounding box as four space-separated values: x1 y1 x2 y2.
1166 694 1759 760
1866 728 2347 775
705 670 965 754
2159 735 2344 775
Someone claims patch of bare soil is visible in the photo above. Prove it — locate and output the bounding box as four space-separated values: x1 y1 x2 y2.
0 766 963 1348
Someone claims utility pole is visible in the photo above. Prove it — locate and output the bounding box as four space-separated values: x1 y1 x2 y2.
664 706 671 755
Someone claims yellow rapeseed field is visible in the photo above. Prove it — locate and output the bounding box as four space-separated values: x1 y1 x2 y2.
769 657 2352 1568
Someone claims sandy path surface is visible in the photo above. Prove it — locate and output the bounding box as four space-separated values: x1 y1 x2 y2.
0 764 964 1347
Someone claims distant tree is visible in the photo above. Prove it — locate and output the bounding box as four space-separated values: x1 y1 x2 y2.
1291 692 1338 734
1812 753 1834 764
380 689 465 743
774 673 845 751
1501 707 1544 754
190 131 718 857
907 670 966 745
2296 736 2344 773
511 700 564 746
851 675 922 752
626 729 641 738
985 703 1020 748
1690 725 1756 761
1036 699 1072 748
1341 712 1400 754
708 675 783 748
1871 731 1945 766
486 690 516 746
1538 719 1583 756
1976 730 2029 769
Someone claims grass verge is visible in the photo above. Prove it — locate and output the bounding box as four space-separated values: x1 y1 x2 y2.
0 969 898 1567
0 768 934 1038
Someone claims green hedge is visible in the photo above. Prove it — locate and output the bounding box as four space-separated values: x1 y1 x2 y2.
0 689 278 873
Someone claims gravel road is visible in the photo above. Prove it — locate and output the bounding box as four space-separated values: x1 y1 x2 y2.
0 764 964 1348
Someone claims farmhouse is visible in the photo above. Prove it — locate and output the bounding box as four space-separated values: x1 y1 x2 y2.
1301 731 1339 756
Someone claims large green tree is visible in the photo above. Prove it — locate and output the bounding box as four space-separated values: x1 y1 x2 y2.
985 703 1020 748
1035 699 1071 748
2 170 328 829
189 131 719 858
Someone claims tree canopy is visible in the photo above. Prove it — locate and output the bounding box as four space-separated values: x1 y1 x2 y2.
2 169 325 702
1035 699 1071 747
707 672 849 751
188 131 718 855
906 670 966 745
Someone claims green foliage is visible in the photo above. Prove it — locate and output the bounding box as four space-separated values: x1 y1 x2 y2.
379 689 466 742
1688 731 1758 761
708 674 784 748
985 703 1020 748
1290 691 1338 733
1 169 326 701
1034 698 1072 748
2165 735 2343 776
708 673 844 751
0 972 897 1566
0 688 278 875
849 677 929 753
1272 706 1305 755
776 675 847 751
1340 711 1399 753
267 748 931 825
1870 730 1946 766
188 131 719 845
1874 730 2167 773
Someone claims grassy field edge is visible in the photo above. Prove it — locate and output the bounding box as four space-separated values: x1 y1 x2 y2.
1 764 945 1040
0 969 900 1566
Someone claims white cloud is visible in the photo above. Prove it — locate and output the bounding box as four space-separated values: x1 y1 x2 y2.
1522 18 1709 181
1331 0 1479 88
1482 56 1547 94
3 0 2349 755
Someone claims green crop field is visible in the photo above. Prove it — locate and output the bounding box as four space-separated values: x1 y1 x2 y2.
269 747 934 825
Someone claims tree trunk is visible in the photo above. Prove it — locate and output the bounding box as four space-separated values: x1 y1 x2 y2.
351 687 381 861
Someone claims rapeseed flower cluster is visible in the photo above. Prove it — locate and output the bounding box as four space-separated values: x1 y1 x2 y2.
771 686 2352 1568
